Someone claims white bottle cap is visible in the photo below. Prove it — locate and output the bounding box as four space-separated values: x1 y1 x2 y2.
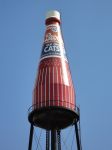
46 10 60 20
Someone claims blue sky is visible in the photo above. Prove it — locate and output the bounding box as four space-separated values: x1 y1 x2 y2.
0 0 112 149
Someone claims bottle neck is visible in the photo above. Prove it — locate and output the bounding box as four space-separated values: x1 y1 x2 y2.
45 17 61 25
44 18 63 45
40 18 67 61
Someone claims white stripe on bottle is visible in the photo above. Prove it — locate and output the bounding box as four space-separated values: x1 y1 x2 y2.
49 67 50 106
60 67 63 107
56 67 59 106
68 71 71 109
44 67 47 107
41 68 44 107
53 67 54 106
65 85 67 108
69 72 73 109
38 69 41 108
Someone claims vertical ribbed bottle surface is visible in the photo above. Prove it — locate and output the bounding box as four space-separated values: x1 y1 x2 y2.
33 10 76 112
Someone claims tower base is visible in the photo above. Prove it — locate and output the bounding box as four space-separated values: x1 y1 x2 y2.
28 106 79 130
28 106 82 150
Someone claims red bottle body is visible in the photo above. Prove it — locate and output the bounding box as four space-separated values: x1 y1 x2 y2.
33 18 76 112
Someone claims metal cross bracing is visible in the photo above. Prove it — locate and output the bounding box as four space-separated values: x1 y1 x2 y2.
28 111 82 150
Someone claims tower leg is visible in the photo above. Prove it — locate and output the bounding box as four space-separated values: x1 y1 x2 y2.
28 124 34 150
46 130 50 150
51 129 57 150
74 122 81 150
57 130 61 150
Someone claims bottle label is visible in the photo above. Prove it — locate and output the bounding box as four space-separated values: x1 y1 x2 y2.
41 24 67 60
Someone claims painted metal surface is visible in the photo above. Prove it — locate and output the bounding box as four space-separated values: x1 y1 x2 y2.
33 19 75 111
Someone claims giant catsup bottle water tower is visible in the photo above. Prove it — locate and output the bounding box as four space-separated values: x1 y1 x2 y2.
28 10 82 150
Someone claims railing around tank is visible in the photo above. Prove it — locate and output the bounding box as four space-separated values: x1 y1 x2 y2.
28 100 80 116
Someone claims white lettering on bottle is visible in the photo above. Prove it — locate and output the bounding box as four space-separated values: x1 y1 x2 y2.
44 33 58 43
47 25 58 32
44 44 60 53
